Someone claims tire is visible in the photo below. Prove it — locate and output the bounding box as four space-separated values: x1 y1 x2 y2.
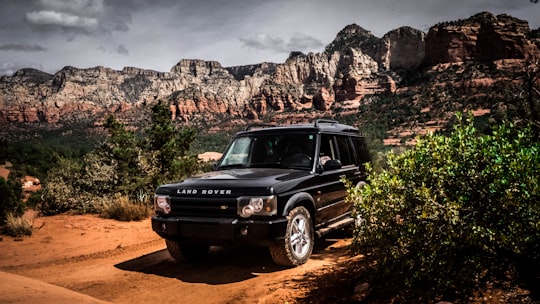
165 240 209 263
270 206 314 266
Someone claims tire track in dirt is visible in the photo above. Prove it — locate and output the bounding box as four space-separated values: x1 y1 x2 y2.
0 238 164 272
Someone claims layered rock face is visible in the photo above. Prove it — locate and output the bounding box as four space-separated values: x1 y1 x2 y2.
0 40 391 126
377 27 426 70
425 12 539 65
0 66 184 124
0 12 538 129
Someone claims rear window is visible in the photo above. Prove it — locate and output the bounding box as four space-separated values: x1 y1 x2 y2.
335 135 353 166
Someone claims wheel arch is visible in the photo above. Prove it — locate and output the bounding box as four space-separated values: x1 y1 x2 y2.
282 192 316 223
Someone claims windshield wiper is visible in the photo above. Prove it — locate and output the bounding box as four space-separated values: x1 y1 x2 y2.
248 163 282 168
217 164 247 169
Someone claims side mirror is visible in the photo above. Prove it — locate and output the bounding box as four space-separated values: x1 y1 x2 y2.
323 159 342 171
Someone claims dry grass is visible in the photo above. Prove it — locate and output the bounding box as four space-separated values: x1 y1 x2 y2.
4 214 33 237
100 195 150 221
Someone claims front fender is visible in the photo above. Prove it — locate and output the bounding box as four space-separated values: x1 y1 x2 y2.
282 192 315 216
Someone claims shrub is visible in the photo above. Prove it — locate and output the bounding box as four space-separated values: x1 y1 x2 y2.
348 113 540 300
4 213 32 237
0 176 23 223
100 195 150 221
40 157 103 215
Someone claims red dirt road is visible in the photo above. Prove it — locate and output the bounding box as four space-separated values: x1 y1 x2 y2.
0 214 357 304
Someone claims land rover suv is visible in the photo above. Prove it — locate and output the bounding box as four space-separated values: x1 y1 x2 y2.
152 119 370 266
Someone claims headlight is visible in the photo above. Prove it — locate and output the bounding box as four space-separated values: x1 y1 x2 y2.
237 196 277 218
154 195 171 214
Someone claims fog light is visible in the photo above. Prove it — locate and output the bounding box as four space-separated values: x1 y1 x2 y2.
154 195 171 214
240 226 248 236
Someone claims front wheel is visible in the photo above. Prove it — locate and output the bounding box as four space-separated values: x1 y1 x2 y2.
270 206 314 266
165 240 209 263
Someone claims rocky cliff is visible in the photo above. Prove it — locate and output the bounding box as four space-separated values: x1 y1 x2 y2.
425 12 538 64
0 12 538 132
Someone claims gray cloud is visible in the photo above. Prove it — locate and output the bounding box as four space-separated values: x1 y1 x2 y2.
240 33 324 53
26 10 98 32
240 34 287 52
0 61 45 76
38 0 105 16
24 0 132 38
0 61 16 76
287 34 325 51
0 43 47 52
0 0 539 76
117 44 129 56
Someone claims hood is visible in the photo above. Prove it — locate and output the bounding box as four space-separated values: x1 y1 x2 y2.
157 168 312 197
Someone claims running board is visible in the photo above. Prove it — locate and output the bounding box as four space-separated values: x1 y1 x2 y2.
315 217 354 238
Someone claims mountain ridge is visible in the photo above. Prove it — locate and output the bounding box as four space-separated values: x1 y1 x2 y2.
1 11 539 142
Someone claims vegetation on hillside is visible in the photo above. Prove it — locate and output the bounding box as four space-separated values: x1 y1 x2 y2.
36 101 200 220
0 125 100 180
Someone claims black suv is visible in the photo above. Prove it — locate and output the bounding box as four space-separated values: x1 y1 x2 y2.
152 119 370 266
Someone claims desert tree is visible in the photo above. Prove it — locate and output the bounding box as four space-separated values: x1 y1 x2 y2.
145 101 198 186
511 55 540 137
101 115 146 195
524 56 540 127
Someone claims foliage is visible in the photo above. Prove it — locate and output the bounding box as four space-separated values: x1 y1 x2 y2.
0 126 99 180
100 195 150 221
4 213 32 237
40 157 105 215
191 131 232 155
25 190 43 209
145 101 198 187
40 101 200 216
0 176 23 223
348 113 540 301
102 115 144 194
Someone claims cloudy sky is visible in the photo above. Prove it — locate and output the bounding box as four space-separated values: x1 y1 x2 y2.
0 0 539 76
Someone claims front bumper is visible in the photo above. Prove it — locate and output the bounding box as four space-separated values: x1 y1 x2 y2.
151 215 288 247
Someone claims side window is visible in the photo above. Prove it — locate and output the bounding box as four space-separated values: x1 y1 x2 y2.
351 137 371 165
319 134 336 165
335 135 353 166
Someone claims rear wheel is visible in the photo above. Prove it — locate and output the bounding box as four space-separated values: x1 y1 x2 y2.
270 206 314 266
165 240 209 263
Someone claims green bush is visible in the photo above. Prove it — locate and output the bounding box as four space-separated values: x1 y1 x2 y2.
348 113 540 300
0 176 23 223
40 157 101 215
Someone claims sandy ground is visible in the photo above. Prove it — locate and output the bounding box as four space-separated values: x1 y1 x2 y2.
0 213 357 304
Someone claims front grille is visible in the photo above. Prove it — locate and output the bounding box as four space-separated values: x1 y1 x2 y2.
170 196 238 217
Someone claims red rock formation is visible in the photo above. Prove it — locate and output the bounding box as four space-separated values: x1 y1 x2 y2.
425 12 539 65
377 27 426 70
0 12 538 132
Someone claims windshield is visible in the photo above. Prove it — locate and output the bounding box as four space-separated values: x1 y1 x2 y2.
219 133 316 170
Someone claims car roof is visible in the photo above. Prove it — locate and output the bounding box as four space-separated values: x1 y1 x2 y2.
236 119 360 136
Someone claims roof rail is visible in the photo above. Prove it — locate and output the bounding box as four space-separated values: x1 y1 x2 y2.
244 123 276 131
314 119 338 127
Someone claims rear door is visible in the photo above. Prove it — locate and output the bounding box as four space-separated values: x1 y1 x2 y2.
313 134 361 226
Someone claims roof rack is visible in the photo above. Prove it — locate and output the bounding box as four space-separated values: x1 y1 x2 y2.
244 123 276 131
314 119 338 127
